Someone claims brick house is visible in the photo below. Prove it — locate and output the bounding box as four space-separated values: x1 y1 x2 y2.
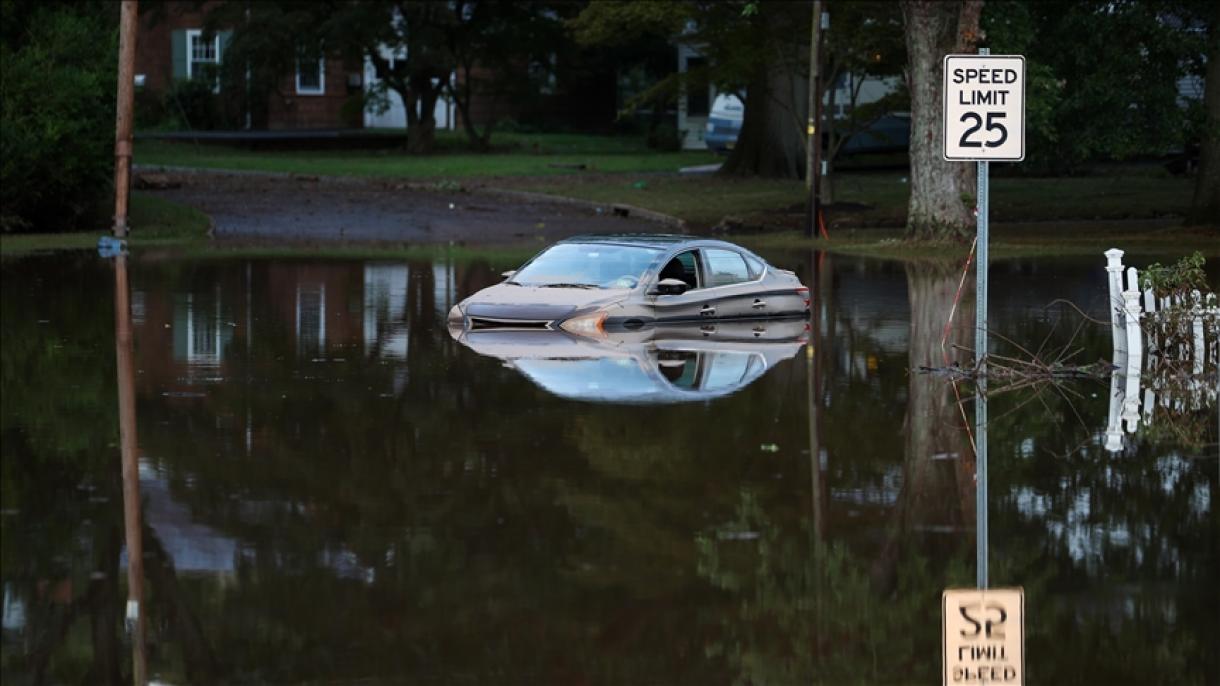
135 1 362 130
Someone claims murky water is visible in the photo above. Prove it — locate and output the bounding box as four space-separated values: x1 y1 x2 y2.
2 250 1216 685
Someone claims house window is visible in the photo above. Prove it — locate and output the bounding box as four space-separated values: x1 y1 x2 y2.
296 55 325 95
186 29 220 92
296 284 326 355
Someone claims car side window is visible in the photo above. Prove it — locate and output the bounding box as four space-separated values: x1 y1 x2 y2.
702 249 751 287
701 352 753 390
658 250 701 290
743 254 765 279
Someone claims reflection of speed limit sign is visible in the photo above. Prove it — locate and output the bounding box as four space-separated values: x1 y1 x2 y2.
943 54 1025 161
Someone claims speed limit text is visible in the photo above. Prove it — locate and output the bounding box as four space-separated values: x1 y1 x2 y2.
952 68 1020 106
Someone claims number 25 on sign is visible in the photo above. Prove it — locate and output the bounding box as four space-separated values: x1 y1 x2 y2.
943 588 1024 685
943 54 1025 161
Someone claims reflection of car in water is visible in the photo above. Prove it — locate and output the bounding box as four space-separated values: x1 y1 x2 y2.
447 235 809 339
450 319 807 404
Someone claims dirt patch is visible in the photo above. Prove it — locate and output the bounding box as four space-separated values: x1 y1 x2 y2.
149 170 679 245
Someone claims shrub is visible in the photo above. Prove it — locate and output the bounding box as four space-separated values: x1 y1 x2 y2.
161 77 241 131
646 122 682 152
0 1 117 232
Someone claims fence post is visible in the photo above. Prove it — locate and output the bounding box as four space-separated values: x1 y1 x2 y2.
1104 362 1125 452
1124 268 1143 362
1105 249 1126 357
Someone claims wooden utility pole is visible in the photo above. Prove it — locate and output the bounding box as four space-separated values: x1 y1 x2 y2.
114 252 147 685
113 0 139 238
804 1 824 238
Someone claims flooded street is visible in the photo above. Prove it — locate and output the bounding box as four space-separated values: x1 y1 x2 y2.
1 250 1215 685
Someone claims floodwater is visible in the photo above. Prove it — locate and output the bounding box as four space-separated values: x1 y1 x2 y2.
1 250 1215 685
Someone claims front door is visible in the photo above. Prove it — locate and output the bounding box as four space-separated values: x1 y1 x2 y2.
650 250 716 323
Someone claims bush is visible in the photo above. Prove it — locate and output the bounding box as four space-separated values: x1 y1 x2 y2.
646 122 682 152
162 77 236 131
1 1 117 232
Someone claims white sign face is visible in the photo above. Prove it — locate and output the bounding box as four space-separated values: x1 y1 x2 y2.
943 588 1024 686
943 55 1025 161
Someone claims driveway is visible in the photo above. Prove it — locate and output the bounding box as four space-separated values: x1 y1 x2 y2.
146 169 676 244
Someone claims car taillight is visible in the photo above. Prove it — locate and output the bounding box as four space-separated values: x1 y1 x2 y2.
796 286 810 309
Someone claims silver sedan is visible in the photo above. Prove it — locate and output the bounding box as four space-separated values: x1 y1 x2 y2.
447 235 810 338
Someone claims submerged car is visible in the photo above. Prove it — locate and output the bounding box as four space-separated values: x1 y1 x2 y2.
451 319 808 404
447 235 809 338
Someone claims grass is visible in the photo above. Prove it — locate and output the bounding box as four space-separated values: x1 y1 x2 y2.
513 169 1198 230
0 193 211 257
741 221 1220 262
134 133 1199 229
106 133 1215 265
135 133 719 179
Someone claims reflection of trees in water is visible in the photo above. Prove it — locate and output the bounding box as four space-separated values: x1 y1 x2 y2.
689 259 977 684
2 255 1214 684
872 261 976 593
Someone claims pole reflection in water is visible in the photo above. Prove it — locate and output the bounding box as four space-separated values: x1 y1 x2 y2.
113 252 146 686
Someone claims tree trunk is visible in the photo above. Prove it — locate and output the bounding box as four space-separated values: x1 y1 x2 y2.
451 65 494 152
720 3 807 178
408 73 440 154
1187 5 1219 227
900 1 982 241
872 261 975 592
719 62 806 178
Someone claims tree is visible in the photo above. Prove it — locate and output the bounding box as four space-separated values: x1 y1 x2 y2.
211 1 561 154
899 0 982 241
572 0 812 179
716 1 811 178
819 1 907 204
443 1 570 151
0 0 116 232
1187 1 1219 226
985 1 1202 173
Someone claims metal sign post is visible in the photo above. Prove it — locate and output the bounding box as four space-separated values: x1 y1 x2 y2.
976 134 989 589
942 48 1025 589
943 45 1026 686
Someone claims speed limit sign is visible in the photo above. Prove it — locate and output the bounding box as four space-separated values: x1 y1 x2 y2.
943 54 1025 161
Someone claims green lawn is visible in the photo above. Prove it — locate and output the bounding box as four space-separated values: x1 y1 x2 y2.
743 221 1220 262
134 134 1197 230
136 133 719 179
118 133 1213 263
0 193 211 257
511 171 1195 229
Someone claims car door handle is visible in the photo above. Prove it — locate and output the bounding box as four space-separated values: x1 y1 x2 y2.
700 305 716 317
751 299 767 309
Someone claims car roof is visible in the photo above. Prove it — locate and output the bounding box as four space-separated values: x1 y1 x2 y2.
557 234 745 252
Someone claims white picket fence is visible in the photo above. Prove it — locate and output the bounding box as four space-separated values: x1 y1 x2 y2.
1102 249 1219 452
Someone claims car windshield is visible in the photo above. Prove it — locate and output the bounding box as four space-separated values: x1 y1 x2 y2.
511 243 662 289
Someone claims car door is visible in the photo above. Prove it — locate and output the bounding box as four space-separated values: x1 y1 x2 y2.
698 248 766 319
649 249 717 323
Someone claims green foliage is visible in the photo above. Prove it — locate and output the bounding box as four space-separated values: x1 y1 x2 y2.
161 78 236 131
985 1 1206 171
0 1 116 232
645 122 682 152
1139 251 1209 297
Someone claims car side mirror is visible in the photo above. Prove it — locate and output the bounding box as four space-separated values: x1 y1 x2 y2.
652 278 689 296
501 270 516 279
